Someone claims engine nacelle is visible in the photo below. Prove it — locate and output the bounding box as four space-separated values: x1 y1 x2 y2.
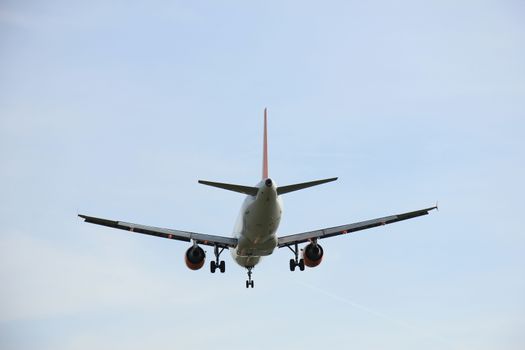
302 243 324 268
184 245 205 270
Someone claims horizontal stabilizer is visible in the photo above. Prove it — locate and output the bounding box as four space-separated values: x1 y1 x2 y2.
277 177 338 195
198 180 259 196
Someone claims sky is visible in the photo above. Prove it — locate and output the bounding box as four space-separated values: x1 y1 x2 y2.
1 0 524 349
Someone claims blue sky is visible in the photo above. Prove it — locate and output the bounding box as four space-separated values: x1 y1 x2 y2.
1 1 524 349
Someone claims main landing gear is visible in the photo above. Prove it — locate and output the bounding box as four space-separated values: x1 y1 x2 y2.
245 267 254 288
210 245 226 273
287 243 305 271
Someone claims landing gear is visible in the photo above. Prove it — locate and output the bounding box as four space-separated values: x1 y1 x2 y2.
245 267 254 288
287 243 305 271
289 258 305 271
210 245 226 273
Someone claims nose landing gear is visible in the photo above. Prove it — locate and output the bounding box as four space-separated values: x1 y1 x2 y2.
245 267 254 288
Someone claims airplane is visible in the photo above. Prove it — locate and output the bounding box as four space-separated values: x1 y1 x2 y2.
79 109 437 288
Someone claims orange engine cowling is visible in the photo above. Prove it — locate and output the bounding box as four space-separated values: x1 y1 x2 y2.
185 246 205 270
302 243 324 268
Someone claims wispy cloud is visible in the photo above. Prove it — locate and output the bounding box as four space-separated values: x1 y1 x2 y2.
295 280 453 348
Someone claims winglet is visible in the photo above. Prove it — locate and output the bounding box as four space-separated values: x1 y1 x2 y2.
262 108 268 180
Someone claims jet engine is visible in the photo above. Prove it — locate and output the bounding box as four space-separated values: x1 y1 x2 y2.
185 245 205 270
302 243 324 268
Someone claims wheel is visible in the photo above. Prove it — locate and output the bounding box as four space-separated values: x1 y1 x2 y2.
219 260 225 273
299 259 305 271
246 280 249 288
210 261 216 273
289 259 296 271
250 280 254 288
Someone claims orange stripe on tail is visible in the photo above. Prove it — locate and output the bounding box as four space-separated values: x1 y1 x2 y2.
262 108 269 180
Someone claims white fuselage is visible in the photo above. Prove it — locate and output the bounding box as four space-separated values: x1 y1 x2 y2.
231 179 282 268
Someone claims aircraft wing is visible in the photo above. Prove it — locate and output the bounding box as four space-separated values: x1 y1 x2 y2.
277 206 437 248
78 214 237 248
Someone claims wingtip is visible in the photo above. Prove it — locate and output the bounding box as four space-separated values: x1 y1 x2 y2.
427 203 439 212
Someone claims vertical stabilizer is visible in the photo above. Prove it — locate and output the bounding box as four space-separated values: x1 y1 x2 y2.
262 108 269 180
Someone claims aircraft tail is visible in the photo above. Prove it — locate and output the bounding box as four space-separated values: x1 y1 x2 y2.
199 108 337 197
262 108 268 180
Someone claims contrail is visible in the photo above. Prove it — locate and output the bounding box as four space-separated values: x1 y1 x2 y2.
294 280 452 347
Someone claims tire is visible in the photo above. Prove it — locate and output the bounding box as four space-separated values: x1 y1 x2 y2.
246 280 249 288
210 261 216 273
251 281 254 288
289 259 296 271
299 259 305 271
219 260 225 273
